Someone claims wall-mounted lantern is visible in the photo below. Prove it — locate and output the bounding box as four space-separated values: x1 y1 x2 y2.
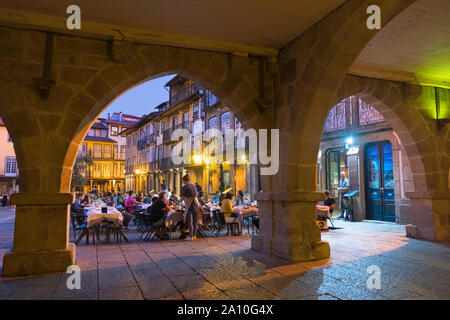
435 87 449 130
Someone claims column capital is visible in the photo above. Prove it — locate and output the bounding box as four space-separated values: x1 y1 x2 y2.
254 191 324 202
10 192 74 206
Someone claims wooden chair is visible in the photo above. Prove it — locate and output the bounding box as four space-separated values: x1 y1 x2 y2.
70 209 87 242
215 212 241 237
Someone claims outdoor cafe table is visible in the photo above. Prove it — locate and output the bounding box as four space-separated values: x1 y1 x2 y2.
165 210 185 227
136 203 151 212
76 206 128 244
236 206 259 219
234 206 259 234
85 206 123 228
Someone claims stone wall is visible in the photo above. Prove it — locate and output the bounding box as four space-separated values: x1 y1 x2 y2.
0 0 448 276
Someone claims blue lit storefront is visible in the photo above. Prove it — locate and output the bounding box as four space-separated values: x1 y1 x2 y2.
317 97 413 224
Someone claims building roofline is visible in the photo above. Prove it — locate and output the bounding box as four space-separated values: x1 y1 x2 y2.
164 75 187 87
120 111 160 136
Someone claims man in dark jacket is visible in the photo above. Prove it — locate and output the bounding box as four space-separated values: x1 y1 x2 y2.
181 175 199 240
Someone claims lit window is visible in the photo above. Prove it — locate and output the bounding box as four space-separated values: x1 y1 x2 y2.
209 117 217 129
110 126 119 136
221 112 230 132
5 157 17 175
193 104 199 120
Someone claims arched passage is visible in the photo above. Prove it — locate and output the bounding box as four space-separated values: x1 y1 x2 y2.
301 75 448 242
250 0 422 263
0 30 275 276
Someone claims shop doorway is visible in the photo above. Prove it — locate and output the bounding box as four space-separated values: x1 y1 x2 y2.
364 141 395 222
326 148 348 212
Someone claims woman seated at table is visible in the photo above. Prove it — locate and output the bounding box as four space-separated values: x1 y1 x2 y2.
149 192 171 224
221 192 242 235
125 191 137 213
234 190 246 207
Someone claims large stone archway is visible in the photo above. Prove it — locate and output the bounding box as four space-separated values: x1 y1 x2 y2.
0 28 275 276
1 0 448 277
250 0 425 263
335 76 450 241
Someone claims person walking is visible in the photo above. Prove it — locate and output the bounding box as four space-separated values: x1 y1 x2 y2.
1 193 7 207
181 175 200 240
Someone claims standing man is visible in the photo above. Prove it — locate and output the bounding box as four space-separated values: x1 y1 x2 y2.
337 171 350 219
181 175 199 241
195 182 202 194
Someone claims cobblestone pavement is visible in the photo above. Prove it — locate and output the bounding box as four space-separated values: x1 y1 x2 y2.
0 216 449 300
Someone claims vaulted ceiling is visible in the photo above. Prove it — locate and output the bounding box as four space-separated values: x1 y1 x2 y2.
352 0 450 87
0 0 448 87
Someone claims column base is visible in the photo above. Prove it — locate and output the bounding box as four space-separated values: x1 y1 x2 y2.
251 190 331 262
2 243 76 277
406 191 450 242
251 236 330 262
272 238 330 262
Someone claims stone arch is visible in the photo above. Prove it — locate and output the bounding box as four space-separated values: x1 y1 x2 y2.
282 0 419 192
52 44 271 193
0 82 59 193
334 75 435 193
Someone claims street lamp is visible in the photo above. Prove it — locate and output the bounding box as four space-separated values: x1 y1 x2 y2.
193 155 202 164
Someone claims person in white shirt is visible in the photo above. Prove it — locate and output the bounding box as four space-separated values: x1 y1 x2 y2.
337 172 350 219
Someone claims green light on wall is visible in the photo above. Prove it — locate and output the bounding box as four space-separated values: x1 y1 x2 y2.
433 87 450 130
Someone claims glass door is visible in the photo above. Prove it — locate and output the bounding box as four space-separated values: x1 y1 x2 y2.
326 148 348 210
364 141 395 222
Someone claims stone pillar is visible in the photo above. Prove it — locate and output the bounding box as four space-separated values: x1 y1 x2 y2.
2 192 75 277
406 191 450 241
251 191 330 262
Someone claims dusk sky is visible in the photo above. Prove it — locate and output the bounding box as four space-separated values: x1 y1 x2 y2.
101 74 176 118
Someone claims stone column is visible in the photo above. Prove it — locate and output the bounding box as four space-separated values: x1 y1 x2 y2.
406 191 450 241
2 193 75 277
251 191 330 262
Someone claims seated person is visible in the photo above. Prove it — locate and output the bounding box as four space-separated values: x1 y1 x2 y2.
71 193 85 211
81 194 90 206
212 191 221 203
197 191 206 207
221 192 242 234
143 194 152 204
149 192 171 224
323 190 336 216
125 191 137 213
234 190 246 206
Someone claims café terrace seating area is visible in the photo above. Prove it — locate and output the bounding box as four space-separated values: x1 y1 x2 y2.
70 195 260 246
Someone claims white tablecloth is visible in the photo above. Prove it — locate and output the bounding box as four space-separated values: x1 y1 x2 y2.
136 203 151 211
85 206 123 228
236 206 258 218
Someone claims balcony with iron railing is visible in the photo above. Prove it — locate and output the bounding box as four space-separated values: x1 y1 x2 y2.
169 83 202 106
162 122 192 144
114 152 126 160
323 99 385 134
79 149 125 160
147 133 156 144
